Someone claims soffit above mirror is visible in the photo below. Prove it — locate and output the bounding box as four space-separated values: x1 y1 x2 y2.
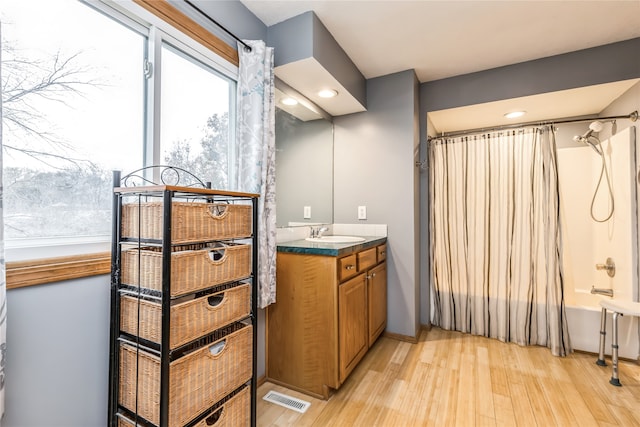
275 57 366 117
267 11 367 117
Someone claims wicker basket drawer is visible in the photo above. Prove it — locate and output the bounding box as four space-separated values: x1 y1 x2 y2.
119 324 253 427
120 283 251 349
191 387 250 427
117 386 250 427
121 202 252 243
118 386 251 427
121 243 251 297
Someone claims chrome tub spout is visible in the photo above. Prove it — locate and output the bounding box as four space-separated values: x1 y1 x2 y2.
591 286 614 297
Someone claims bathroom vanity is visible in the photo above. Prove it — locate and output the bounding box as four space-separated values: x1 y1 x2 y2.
267 236 387 399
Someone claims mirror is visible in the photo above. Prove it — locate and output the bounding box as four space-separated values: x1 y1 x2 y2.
275 87 334 227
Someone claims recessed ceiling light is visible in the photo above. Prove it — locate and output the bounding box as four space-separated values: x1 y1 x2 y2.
281 97 298 106
504 111 526 119
318 89 338 98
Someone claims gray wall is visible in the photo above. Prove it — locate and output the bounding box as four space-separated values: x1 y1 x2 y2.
421 38 640 114
5 276 110 427
334 70 420 338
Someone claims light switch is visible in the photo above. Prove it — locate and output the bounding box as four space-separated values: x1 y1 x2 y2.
304 206 311 219
358 205 367 220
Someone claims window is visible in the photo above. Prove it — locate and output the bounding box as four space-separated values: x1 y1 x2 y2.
1 0 236 263
160 43 232 189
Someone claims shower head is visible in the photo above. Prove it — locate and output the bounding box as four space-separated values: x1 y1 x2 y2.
573 120 605 154
589 120 604 133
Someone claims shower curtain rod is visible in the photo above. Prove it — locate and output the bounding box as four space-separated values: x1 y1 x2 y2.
184 0 252 52
428 110 638 142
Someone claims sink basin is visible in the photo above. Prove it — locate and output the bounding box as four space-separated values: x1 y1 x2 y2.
305 235 366 243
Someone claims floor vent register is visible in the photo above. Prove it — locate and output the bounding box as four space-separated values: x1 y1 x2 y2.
262 390 311 414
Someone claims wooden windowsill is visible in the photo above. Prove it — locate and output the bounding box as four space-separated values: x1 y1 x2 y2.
6 252 111 290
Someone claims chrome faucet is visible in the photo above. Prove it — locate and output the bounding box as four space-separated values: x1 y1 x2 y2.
309 226 329 238
591 286 614 297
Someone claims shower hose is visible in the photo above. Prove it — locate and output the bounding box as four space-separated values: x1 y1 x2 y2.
590 138 615 223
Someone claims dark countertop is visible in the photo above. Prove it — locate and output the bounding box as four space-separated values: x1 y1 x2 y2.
277 236 387 257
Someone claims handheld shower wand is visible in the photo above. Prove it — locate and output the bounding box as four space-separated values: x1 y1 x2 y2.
573 120 614 222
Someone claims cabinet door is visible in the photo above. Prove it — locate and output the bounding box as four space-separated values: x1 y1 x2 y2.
368 261 387 346
339 273 368 383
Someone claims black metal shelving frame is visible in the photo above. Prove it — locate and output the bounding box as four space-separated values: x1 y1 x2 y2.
108 169 258 427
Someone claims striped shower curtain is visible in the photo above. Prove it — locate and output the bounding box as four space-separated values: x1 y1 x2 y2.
429 126 571 356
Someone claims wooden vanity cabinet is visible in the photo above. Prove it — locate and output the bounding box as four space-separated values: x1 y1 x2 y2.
267 242 387 399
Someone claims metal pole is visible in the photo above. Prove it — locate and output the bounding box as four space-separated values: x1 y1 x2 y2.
160 189 173 425
108 170 121 426
596 307 607 366
429 110 639 142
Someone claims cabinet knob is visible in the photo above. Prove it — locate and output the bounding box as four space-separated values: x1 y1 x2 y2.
345 265 355 270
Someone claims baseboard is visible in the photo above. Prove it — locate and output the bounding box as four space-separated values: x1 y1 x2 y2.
264 377 329 400
383 330 419 344
420 323 432 332
257 375 268 387
573 348 640 364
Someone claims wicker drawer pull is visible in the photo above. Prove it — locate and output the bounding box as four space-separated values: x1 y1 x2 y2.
205 407 224 425
209 340 227 356
207 248 227 264
208 204 229 219
207 294 224 307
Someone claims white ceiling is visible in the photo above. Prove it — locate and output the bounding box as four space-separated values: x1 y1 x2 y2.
241 1 640 128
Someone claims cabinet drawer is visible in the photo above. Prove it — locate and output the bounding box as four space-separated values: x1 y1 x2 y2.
377 244 387 262
338 254 358 281
357 248 377 271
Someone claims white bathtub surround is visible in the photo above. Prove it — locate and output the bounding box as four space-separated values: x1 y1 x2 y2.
558 126 639 360
429 127 571 356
